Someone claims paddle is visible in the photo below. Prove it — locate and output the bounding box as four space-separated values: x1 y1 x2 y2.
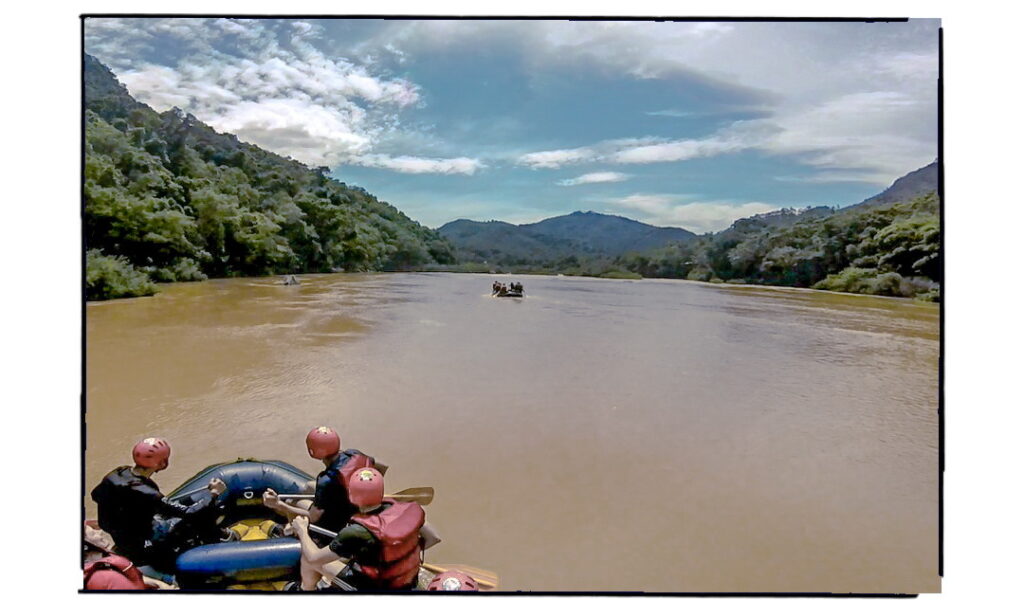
307 525 498 591
277 486 434 506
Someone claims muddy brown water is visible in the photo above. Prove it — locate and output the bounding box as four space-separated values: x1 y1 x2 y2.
85 273 940 592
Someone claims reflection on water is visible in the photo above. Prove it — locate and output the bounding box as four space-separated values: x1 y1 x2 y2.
85 273 939 592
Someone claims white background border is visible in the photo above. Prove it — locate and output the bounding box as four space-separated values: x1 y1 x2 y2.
3 1 1021 597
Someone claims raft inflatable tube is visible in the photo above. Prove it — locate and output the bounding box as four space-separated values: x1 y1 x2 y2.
167 458 313 525
165 459 313 587
176 538 301 587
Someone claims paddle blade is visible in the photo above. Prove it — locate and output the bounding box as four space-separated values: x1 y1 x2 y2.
386 486 434 506
422 563 498 591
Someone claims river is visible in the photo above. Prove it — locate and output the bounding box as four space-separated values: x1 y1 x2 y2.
84 272 940 593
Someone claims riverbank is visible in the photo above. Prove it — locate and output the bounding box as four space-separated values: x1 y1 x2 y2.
86 263 938 303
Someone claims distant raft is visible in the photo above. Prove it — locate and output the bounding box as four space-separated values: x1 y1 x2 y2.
491 282 524 297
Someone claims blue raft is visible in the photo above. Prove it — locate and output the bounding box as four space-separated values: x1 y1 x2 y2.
168 459 314 588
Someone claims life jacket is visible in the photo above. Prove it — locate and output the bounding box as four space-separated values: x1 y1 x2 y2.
337 450 375 485
349 500 426 589
91 467 158 557
83 554 147 590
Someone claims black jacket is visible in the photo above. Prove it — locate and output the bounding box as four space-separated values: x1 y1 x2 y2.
91 466 217 560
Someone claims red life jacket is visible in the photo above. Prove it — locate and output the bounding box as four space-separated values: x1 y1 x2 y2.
350 500 426 589
83 554 147 590
337 451 374 486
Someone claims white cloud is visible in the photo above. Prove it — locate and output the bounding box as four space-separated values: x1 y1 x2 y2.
519 147 597 169
557 172 631 186
291 21 315 38
520 93 930 184
351 155 483 175
517 137 661 169
645 109 695 118
85 18 481 175
612 138 742 164
212 98 373 165
611 194 776 233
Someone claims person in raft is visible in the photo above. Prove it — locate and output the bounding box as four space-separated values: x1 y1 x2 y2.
292 467 427 591
262 426 379 537
90 437 227 569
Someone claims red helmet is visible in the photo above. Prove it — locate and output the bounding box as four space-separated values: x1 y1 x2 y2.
306 426 340 459
427 571 479 591
132 437 170 470
347 467 384 509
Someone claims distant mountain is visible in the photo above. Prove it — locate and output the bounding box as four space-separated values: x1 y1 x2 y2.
846 160 939 210
438 211 696 265
522 211 697 254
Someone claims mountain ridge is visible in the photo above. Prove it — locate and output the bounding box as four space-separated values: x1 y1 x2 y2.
438 211 697 266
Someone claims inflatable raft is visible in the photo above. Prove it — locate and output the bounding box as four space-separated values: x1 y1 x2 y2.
165 458 480 591
165 459 312 589
87 458 496 590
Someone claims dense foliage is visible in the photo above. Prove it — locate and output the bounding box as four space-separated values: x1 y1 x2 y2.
84 55 455 300
85 249 159 300
616 194 940 301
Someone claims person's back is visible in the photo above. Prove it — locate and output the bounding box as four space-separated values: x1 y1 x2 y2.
314 449 375 533
346 499 425 590
90 437 224 566
91 466 162 559
328 469 425 590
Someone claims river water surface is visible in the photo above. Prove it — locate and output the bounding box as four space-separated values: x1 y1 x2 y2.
85 273 940 592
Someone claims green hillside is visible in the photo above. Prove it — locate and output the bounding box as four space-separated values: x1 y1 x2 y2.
84 54 455 300
617 193 940 301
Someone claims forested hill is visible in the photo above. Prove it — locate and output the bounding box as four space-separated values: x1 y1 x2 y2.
84 54 456 300
615 165 940 301
438 211 695 267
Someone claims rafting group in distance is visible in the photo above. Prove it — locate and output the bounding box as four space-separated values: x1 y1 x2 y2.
84 427 494 591
491 281 524 297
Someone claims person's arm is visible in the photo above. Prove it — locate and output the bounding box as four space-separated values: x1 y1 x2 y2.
291 516 345 567
263 490 311 519
150 478 225 518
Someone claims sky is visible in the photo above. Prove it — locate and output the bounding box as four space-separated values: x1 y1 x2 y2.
84 18 939 233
